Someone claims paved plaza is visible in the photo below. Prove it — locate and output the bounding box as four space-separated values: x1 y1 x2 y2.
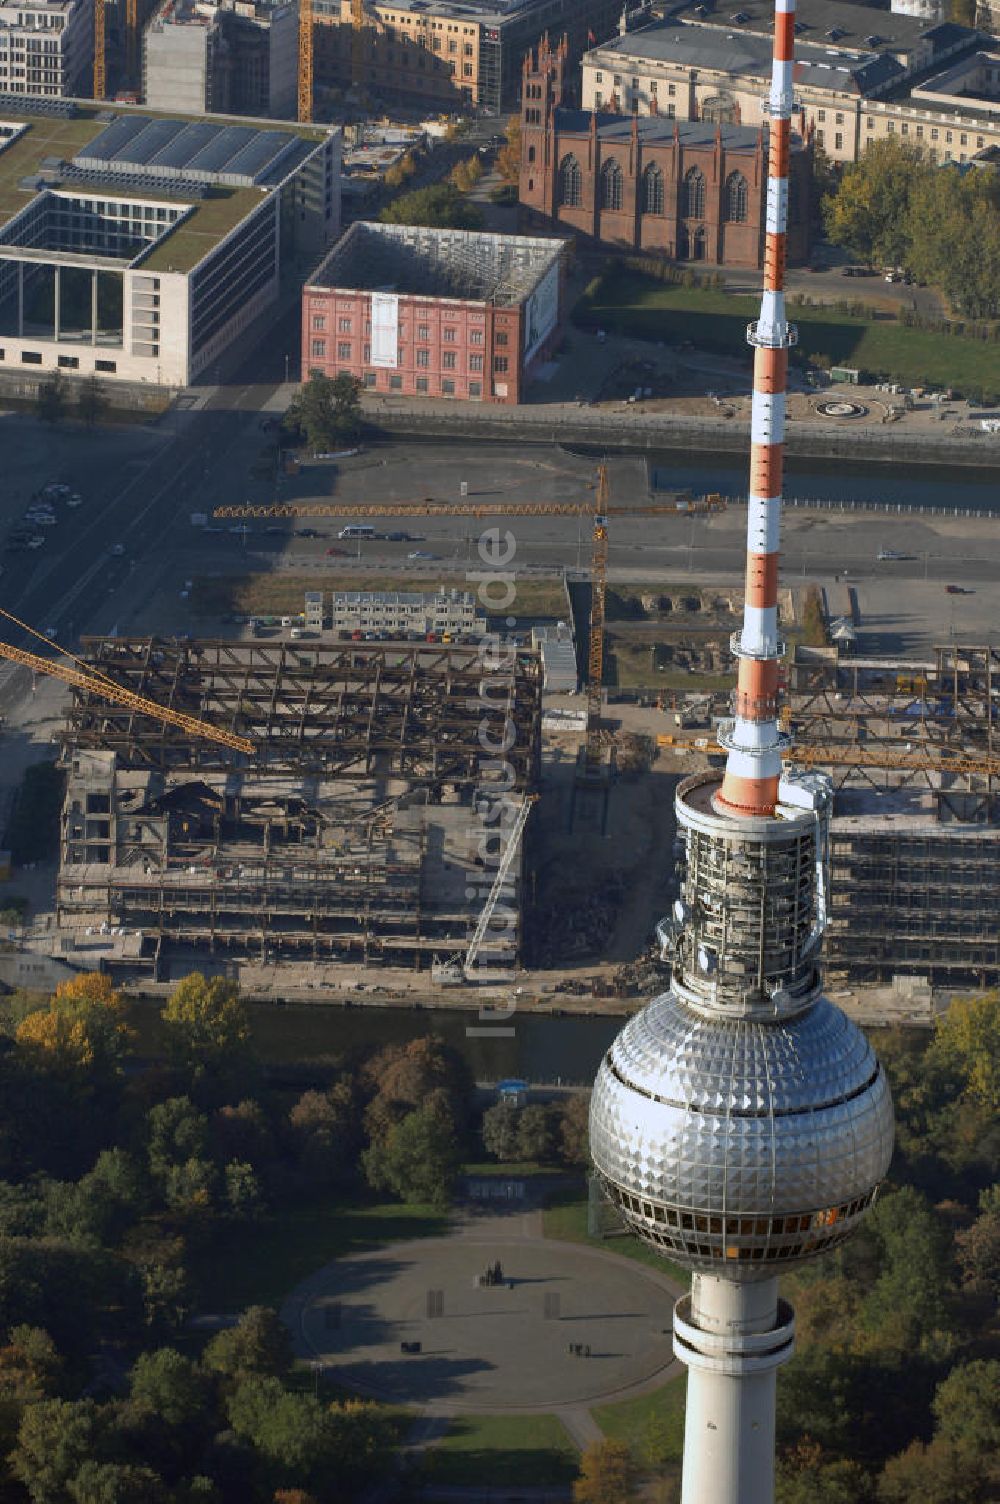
284 1209 681 1413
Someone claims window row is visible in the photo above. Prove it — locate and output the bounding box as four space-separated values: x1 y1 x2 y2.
357 370 482 397
310 339 484 371
558 158 749 222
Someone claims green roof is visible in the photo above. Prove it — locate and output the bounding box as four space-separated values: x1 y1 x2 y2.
0 103 325 274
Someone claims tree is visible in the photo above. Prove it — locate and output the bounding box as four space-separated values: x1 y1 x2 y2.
363 1037 472 1127
146 1097 209 1183
288 1084 357 1186
558 1092 591 1165
481 1099 520 1161
130 1348 208 1429
224 1159 263 1219
823 137 927 267
227 1378 334 1493
211 1100 275 1175
284 371 363 452
932 1359 1000 1459
928 992 1000 1112
16 974 130 1079
776 1442 873 1504
949 0 976 23
956 1185 1000 1299
496 115 521 185
77 375 107 428
877 1439 981 1504
37 369 67 426
379 182 483 230
10 1398 100 1504
362 1102 461 1209
69 1462 172 1504
858 1186 952 1354
515 1104 556 1163
202 1306 294 1384
572 1439 635 1504
161 974 251 1098
0 1326 63 1458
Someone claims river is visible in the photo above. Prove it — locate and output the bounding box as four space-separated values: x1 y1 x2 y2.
641 448 1000 513
128 997 624 1088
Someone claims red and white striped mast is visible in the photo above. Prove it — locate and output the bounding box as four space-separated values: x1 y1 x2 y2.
717 0 798 819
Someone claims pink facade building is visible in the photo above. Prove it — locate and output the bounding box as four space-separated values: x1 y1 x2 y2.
300 221 566 404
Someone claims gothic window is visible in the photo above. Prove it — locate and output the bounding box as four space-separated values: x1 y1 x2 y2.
683 166 705 219
725 171 748 223
559 154 581 207
601 158 623 211
642 163 664 214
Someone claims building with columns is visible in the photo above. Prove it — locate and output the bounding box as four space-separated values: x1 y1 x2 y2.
579 1 999 166
519 38 812 267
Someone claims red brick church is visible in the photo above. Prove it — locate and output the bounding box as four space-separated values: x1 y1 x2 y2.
518 37 813 268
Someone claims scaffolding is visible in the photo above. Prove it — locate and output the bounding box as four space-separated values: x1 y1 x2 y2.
56 639 542 974
309 221 564 306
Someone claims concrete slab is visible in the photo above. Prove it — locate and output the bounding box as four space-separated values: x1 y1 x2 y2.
289 1232 679 1412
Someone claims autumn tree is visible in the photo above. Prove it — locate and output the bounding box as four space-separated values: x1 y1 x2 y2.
130 1348 210 1429
956 1184 1000 1300
288 1081 358 1186
497 115 521 185
162 974 251 1098
573 1439 635 1504
16 974 130 1079
823 137 927 267
10 1397 101 1503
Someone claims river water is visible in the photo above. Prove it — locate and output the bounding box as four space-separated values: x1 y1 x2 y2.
644 448 1000 513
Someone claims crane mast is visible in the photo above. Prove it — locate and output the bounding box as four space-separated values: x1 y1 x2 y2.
297 0 314 123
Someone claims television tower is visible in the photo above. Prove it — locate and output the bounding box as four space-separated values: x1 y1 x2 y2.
589 0 895 1500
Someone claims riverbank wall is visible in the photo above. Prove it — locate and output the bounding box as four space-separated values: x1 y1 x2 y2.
367 407 1000 471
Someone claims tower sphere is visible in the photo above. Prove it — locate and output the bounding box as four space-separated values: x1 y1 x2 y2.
590 986 894 1279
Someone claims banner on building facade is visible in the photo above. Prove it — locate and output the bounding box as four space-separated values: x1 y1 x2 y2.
370 292 399 367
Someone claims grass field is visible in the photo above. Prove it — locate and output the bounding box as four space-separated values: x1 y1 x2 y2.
422 1414 579 1487
189 1197 448 1310
543 1195 690 1289
608 639 731 693
591 1373 686 1466
190 572 567 621
577 270 1000 395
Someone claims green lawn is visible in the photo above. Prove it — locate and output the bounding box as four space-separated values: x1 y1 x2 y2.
422 1413 580 1486
577 270 1000 396
189 1196 448 1310
591 1373 686 1465
543 1196 690 1289
190 571 566 621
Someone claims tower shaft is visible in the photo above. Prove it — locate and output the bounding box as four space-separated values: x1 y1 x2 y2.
676 1277 794 1504
718 0 798 820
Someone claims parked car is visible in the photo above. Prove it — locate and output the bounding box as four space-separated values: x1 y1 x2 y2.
408 550 437 560
110 544 126 557
326 546 348 556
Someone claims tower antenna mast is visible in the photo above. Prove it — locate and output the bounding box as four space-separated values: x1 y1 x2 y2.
589 4 894 1503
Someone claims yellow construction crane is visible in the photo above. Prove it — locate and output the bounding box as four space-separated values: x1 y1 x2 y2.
585 467 610 776
0 612 252 755
298 0 314 123
93 0 106 98
785 743 1000 777
213 495 726 520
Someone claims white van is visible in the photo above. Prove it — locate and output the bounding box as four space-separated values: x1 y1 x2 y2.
338 525 375 540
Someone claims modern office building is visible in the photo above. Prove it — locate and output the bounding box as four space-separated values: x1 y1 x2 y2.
0 0 93 100
302 220 565 403
143 0 297 119
312 0 634 114
581 0 995 164
0 100 340 385
520 37 812 266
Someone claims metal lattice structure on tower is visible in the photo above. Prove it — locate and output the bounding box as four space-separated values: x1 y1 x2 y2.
298 0 314 123
589 3 895 1502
